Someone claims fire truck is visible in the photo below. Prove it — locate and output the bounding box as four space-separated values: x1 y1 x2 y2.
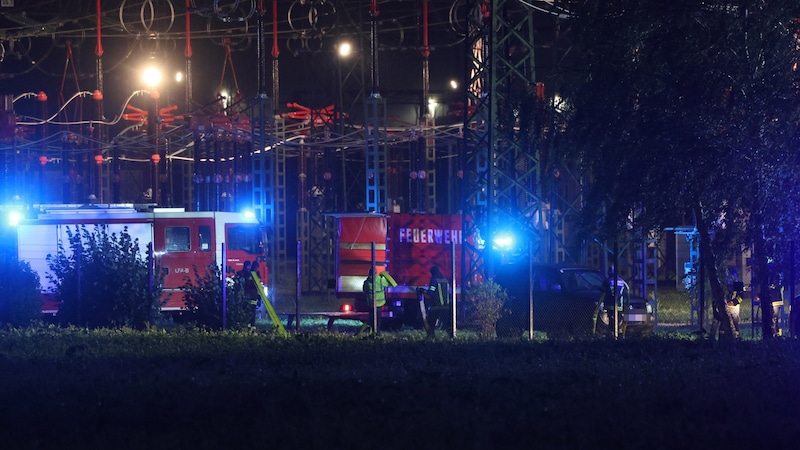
9 204 267 316
330 213 475 329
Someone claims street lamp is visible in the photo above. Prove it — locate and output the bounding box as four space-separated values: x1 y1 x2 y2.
338 41 353 58
142 66 163 204
428 98 438 119
142 66 162 88
336 39 357 209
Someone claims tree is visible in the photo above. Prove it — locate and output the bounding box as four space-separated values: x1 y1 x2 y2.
181 262 254 330
465 280 509 339
47 225 164 328
564 0 800 341
0 256 42 327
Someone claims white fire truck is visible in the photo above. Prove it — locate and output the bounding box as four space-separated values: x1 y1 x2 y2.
9 204 267 316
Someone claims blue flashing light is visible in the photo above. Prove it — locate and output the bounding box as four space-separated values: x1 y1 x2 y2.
492 233 515 250
7 210 22 227
242 209 256 219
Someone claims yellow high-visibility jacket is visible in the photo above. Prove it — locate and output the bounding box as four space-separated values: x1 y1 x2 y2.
363 271 396 307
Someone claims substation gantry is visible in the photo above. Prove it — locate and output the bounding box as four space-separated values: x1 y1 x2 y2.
0 0 657 298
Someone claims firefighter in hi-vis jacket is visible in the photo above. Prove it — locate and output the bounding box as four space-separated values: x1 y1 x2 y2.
363 268 396 335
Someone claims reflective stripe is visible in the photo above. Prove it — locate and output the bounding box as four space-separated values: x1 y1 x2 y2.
339 243 386 250
339 276 367 293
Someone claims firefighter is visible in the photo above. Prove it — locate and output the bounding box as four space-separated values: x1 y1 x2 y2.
363 268 392 335
603 266 627 338
419 265 452 339
250 260 267 321
242 260 260 325
238 260 252 280
725 281 743 340
709 266 737 341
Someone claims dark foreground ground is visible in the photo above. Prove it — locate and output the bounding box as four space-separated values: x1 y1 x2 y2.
1 326 799 450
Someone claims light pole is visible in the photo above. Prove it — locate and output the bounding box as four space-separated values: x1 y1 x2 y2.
336 40 353 211
143 66 162 204
140 65 183 207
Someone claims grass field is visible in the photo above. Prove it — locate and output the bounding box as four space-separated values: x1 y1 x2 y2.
276 284 783 338
1 324 799 450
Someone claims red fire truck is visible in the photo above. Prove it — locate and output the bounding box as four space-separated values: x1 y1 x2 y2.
13 204 267 316
330 213 475 329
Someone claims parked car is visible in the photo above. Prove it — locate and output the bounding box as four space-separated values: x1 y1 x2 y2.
494 263 654 338
619 295 656 337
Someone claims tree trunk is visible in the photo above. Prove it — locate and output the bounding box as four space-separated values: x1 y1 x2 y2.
753 237 775 340
695 206 735 342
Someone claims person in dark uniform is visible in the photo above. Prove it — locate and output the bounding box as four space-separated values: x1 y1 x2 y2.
419 266 452 339
240 260 259 325
238 260 252 281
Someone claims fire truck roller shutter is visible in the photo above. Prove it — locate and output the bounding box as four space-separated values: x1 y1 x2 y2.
337 216 388 294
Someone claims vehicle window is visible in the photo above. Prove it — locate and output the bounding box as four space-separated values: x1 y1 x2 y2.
534 267 561 291
562 272 579 291
532 272 547 291
227 225 262 254
199 225 212 251
165 226 191 252
566 269 605 290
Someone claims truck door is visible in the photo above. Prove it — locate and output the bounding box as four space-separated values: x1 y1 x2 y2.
154 218 215 310
224 223 266 281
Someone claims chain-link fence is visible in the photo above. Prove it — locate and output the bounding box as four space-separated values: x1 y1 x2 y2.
657 286 793 339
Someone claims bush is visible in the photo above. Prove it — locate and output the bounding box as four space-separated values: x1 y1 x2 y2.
181 262 254 330
465 280 509 339
0 256 43 327
47 225 164 328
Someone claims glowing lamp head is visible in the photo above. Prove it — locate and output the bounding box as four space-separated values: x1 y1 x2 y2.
242 209 256 219
493 233 515 250
338 41 352 58
7 210 22 227
341 303 352 312
142 67 162 87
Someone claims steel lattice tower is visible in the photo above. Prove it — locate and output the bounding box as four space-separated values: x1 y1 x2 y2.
462 0 548 280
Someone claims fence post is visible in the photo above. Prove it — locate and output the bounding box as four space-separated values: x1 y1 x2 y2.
296 240 301 332
451 240 456 338
222 243 227 330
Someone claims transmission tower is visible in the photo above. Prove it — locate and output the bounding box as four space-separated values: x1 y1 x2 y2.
462 0 553 280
